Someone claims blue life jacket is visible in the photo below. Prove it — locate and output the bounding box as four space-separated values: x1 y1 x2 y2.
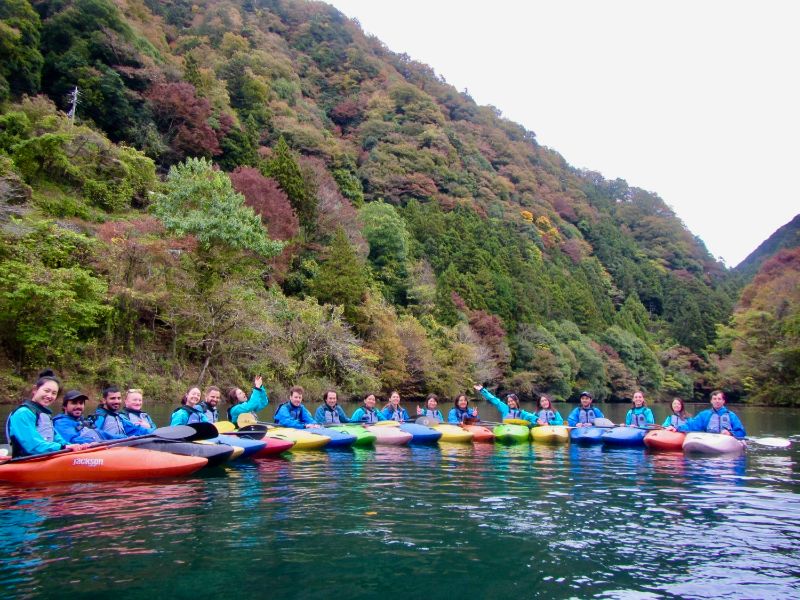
420 408 443 421
320 406 342 424
385 406 407 422
199 402 218 423
359 408 381 424
53 414 105 443
172 405 205 424
707 410 732 434
121 409 156 430
507 408 521 419
537 409 556 423
669 414 687 428
6 400 56 457
95 406 129 436
629 408 647 427
578 408 597 425
451 407 474 423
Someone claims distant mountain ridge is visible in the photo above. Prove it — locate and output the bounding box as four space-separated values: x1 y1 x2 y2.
734 213 800 281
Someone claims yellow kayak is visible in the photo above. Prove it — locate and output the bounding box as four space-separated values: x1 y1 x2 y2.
267 427 330 450
531 425 570 444
432 424 474 443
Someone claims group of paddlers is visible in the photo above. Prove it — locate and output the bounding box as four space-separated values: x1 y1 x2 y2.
5 369 746 458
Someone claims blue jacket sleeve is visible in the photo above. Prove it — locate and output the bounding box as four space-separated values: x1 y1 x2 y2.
336 406 350 423
728 412 746 439
447 408 459 424
549 411 564 425
678 411 708 433
479 388 509 418
8 410 64 455
662 415 672 427
645 408 655 425
625 409 633 426
381 407 408 421
518 409 537 423
170 410 188 427
349 407 365 422
567 408 579 427
313 406 326 424
121 415 152 437
274 404 301 428
230 386 269 425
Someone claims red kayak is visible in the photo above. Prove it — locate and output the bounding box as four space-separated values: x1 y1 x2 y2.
462 424 495 443
643 429 686 452
252 435 294 457
0 447 207 483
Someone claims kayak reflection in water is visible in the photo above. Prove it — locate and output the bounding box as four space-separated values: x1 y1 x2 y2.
170 386 208 426
662 397 691 428
5 371 91 457
314 389 350 424
227 375 269 426
382 390 409 422
673 390 747 439
624 391 655 427
473 384 537 421
274 386 320 429
350 393 387 424
567 391 604 427
54 390 124 444
533 394 564 425
448 393 477 424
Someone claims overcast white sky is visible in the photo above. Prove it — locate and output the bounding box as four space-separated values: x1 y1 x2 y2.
328 0 799 267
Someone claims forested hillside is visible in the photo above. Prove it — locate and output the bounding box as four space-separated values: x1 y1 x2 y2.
0 0 752 404
734 213 800 283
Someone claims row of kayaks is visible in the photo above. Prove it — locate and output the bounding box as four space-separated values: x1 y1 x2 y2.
0 421 747 484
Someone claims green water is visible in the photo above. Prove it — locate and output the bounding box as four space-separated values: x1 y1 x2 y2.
1 402 799 599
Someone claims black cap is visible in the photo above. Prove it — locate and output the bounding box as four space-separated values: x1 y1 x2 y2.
580 391 593 399
63 390 89 403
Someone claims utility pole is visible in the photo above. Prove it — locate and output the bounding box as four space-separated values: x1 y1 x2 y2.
67 86 79 128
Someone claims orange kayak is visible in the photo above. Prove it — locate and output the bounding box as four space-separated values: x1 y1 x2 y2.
643 429 686 452
0 447 207 483
462 424 495 442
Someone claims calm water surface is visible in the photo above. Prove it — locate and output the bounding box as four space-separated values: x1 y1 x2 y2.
1 402 799 599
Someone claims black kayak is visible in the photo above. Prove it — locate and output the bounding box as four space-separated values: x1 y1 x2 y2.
117 438 234 468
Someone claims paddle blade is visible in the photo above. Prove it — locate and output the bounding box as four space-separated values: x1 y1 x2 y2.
214 421 236 433
236 413 258 427
415 416 438 426
152 425 197 440
185 422 219 441
749 436 791 448
594 418 615 427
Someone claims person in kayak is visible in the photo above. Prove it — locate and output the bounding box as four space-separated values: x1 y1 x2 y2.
314 389 350 424
170 386 209 426
533 395 564 425
661 397 691 428
416 394 444 422
382 390 410 422
93 386 151 437
624 391 655 427
121 388 157 432
274 386 320 429
5 373 89 457
55 390 125 444
227 375 268 426
448 393 478 424
473 384 537 422
674 390 746 439
350 393 387 424
198 386 221 423
567 391 605 427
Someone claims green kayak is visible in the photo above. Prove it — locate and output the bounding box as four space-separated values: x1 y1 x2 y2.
329 425 377 447
493 424 530 444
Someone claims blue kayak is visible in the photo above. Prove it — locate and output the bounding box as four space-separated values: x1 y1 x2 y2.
310 428 357 448
601 427 646 447
399 423 443 444
570 427 606 445
214 434 267 459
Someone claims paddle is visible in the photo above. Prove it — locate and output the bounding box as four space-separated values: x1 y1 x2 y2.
8 425 205 463
746 436 791 448
415 416 442 426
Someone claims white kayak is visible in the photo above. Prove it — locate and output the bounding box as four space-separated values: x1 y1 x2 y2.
683 432 746 455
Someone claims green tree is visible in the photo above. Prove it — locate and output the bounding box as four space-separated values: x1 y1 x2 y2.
262 136 318 231
359 200 410 304
152 157 283 259
312 227 369 324
0 0 43 101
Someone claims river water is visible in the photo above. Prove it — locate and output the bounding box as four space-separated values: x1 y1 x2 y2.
1 401 799 599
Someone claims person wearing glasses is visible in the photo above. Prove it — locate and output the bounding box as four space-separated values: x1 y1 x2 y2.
121 388 157 432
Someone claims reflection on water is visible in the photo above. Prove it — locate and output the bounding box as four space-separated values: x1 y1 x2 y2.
1 410 799 599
